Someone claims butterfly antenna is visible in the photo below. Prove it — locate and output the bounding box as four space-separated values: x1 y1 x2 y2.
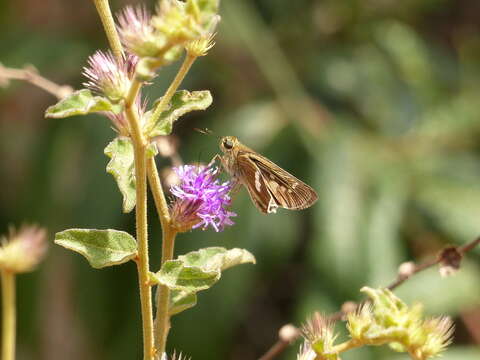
194 127 221 139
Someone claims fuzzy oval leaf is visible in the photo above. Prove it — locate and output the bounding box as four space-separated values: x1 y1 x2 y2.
55 229 137 269
152 247 255 294
45 89 122 118
153 260 220 293
154 286 198 316
169 290 198 315
104 137 136 213
148 90 212 137
178 247 256 271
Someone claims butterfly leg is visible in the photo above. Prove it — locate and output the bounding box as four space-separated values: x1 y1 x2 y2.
230 178 241 194
209 154 223 167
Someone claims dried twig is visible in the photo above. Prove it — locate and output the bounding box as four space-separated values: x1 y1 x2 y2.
258 325 299 360
0 63 73 100
258 236 480 360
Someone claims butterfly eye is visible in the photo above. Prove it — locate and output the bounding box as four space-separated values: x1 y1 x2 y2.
223 139 234 150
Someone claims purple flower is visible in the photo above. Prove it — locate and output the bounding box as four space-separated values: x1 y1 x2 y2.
170 164 236 232
83 51 138 102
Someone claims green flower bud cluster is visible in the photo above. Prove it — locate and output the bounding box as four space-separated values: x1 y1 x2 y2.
152 0 218 48
118 0 219 76
297 287 454 360
347 287 454 359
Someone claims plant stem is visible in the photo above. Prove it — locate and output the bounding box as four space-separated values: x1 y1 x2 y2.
145 55 198 358
125 79 154 360
330 339 361 354
147 157 171 230
153 225 177 357
146 54 197 133
408 351 422 360
1 270 16 360
0 64 73 99
146 156 177 356
92 0 124 61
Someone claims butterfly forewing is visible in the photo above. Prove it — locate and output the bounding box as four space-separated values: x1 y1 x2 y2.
250 154 318 210
237 151 318 213
236 152 273 213
219 136 318 214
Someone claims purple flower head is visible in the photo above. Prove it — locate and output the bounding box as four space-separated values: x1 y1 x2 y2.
117 6 166 58
83 51 138 102
170 164 236 232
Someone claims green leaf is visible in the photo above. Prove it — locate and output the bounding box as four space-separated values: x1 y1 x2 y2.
178 247 256 271
104 137 136 213
55 229 137 269
45 89 122 119
169 290 198 315
154 259 220 293
147 90 212 137
152 247 255 315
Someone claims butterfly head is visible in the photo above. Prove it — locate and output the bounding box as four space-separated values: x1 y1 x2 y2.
219 136 239 153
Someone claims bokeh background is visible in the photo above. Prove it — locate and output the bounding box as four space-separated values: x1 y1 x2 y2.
1 0 480 359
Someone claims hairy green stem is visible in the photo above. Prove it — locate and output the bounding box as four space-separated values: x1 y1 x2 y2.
146 54 197 134
330 339 361 354
146 156 176 357
147 157 171 230
1 270 15 360
92 0 124 60
153 226 177 357
145 54 198 357
126 79 154 360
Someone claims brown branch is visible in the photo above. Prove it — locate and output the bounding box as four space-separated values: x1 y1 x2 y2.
0 63 73 100
258 325 299 360
257 236 480 360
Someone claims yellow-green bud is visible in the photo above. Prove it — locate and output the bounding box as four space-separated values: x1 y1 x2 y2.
301 312 338 357
186 34 216 57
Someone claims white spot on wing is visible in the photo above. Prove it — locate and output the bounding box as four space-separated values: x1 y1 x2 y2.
267 198 278 213
255 171 262 192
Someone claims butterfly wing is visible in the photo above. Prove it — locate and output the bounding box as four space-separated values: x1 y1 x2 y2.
236 152 274 213
237 152 318 213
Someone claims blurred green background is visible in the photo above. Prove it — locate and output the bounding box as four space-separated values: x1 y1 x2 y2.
1 0 480 359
